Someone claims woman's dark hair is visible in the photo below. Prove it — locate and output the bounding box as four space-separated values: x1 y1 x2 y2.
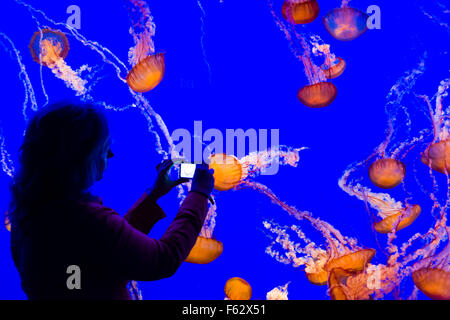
9 102 111 225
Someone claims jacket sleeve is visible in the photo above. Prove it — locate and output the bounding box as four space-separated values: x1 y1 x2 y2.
88 191 208 281
123 192 166 234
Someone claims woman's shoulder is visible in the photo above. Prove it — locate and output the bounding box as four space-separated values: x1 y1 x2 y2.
75 199 133 248
76 192 112 212
77 199 118 218
75 196 128 232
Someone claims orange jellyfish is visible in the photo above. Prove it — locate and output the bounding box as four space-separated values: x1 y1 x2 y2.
304 251 329 286
268 1 337 108
374 204 421 234
328 268 353 300
126 0 165 93
29 28 87 95
325 249 375 300
281 0 320 25
185 236 223 264
412 268 450 300
325 249 376 273
305 269 328 286
29 28 70 66
310 38 346 80
225 277 252 300
328 266 377 300
322 57 346 80
186 202 222 264
421 139 450 174
209 153 243 191
126 53 165 93
323 6 369 41
297 38 337 108
297 82 337 108
368 158 406 189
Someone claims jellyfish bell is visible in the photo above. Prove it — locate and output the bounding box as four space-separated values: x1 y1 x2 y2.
185 236 223 264
126 52 165 93
329 281 347 300
374 204 421 234
322 57 346 79
325 249 376 273
281 0 320 25
305 269 328 286
369 158 406 189
297 82 337 108
209 153 243 191
323 7 369 41
225 277 252 300
412 268 450 300
29 28 70 67
305 254 328 285
421 139 450 174
328 268 353 300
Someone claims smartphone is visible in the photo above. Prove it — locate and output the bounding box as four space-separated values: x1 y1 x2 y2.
180 163 196 179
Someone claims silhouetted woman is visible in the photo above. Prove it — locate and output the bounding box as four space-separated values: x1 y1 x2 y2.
9 102 214 300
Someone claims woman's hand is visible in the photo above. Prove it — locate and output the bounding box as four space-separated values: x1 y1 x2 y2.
147 159 189 201
190 163 215 198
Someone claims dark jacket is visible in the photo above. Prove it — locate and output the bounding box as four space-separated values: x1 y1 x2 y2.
10 191 208 299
